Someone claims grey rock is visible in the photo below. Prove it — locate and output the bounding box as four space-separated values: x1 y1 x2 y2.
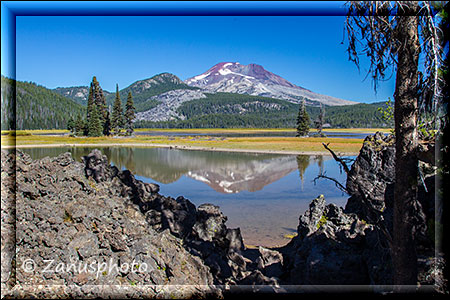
2 149 221 298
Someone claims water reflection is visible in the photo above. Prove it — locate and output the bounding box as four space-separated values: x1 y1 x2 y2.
21 146 351 247
22 147 341 194
23 147 306 193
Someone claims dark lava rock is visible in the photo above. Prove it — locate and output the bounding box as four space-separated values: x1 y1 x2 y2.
345 132 395 216
2 137 444 297
2 148 285 297
1 149 221 298
278 131 443 289
345 132 435 250
281 195 382 285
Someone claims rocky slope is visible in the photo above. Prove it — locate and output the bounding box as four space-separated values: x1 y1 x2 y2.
53 86 113 106
135 89 207 122
185 62 358 106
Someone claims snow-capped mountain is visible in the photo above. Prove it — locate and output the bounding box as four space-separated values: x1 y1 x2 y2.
185 62 357 106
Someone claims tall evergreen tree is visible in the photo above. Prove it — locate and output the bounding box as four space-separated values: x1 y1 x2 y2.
67 116 75 134
86 83 94 131
87 105 102 137
92 76 108 132
125 91 136 136
296 100 310 137
75 113 85 136
103 110 111 136
86 76 108 136
111 84 124 135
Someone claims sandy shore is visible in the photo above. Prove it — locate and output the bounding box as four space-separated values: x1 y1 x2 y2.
1 142 359 156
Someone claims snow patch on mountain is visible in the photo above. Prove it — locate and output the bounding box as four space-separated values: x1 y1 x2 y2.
185 62 358 106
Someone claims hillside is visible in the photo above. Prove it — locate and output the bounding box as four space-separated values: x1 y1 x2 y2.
53 86 112 106
1 76 85 130
3 72 390 130
134 92 388 129
53 73 198 113
110 73 198 108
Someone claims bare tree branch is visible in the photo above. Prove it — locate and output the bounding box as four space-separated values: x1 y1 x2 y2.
313 173 348 194
322 142 351 174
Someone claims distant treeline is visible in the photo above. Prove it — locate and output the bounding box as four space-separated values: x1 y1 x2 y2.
1 75 391 130
1 76 85 130
135 92 390 129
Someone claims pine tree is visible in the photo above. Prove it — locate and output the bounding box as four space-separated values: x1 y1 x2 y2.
87 105 102 137
75 113 84 136
345 1 443 287
86 76 109 136
103 110 111 136
111 84 124 135
124 91 136 136
67 116 75 134
296 100 310 137
92 77 108 132
86 83 94 130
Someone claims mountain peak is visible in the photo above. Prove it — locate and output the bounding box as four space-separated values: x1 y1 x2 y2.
185 61 298 89
184 62 358 106
145 72 183 85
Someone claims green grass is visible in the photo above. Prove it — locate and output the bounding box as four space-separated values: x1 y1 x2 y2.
134 127 391 134
2 132 365 154
1 127 386 154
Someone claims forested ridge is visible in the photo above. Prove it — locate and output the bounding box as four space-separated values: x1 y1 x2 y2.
107 73 198 112
1 76 85 130
3 75 390 130
135 92 389 129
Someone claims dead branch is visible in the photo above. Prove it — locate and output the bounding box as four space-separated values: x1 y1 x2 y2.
313 173 348 194
322 142 351 174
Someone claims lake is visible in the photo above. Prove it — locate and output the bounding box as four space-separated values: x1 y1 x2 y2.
21 146 353 248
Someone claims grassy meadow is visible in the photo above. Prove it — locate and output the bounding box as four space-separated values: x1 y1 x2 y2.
1 128 391 154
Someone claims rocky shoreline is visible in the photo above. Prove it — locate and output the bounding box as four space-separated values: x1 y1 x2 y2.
1 132 446 298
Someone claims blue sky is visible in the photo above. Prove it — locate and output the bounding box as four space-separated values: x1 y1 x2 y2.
13 12 395 103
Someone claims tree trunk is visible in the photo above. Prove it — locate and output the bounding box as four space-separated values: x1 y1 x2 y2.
392 12 420 291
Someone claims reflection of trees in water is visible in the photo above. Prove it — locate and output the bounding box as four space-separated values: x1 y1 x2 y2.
313 155 324 175
296 155 310 190
104 147 136 172
296 155 330 191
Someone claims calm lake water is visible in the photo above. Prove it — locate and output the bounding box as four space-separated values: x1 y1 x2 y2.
22 147 353 248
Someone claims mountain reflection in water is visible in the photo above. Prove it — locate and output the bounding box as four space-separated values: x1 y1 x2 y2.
22 146 350 247
22 147 328 194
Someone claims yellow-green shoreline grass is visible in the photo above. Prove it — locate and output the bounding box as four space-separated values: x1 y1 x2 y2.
2 133 365 154
134 127 392 134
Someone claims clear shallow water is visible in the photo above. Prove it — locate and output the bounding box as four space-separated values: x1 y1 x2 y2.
22 146 353 248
